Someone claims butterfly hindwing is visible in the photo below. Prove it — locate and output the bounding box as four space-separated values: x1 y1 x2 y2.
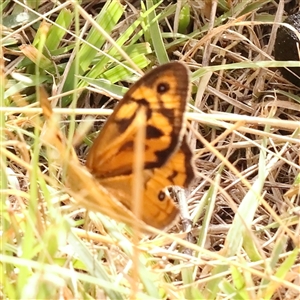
141 137 195 228
97 137 195 229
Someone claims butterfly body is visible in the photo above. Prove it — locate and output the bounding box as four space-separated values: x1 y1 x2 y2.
86 62 195 229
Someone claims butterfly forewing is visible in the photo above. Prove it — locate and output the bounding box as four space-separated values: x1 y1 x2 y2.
86 62 190 178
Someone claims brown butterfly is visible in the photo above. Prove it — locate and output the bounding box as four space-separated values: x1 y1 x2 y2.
85 62 195 229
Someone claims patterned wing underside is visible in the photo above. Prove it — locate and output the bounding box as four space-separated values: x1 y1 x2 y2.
99 137 195 229
86 62 190 179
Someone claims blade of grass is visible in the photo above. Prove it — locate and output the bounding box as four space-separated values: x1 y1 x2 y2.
62 0 124 102
145 0 169 64
45 8 73 51
263 248 299 299
67 229 125 300
83 12 153 82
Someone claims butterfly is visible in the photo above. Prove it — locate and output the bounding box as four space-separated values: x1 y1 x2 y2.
85 62 196 229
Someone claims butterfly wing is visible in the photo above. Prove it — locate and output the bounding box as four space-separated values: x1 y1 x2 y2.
39 88 139 227
86 62 190 178
141 137 195 228
98 138 195 229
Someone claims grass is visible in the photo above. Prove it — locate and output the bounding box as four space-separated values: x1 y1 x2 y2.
1 0 300 299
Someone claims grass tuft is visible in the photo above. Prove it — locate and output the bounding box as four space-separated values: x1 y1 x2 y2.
1 1 299 299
